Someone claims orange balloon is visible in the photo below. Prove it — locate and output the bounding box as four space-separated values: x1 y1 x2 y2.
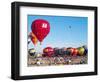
30 32 38 46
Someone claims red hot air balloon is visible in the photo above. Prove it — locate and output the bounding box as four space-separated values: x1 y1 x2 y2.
31 19 50 44
70 48 78 56
72 48 78 56
70 48 74 55
43 47 54 57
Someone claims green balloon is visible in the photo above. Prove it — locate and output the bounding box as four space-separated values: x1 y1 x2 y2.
78 47 85 56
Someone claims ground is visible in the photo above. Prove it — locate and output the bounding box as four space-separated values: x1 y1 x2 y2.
28 54 87 66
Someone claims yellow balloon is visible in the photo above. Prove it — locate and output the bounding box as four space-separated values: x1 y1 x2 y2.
78 47 85 56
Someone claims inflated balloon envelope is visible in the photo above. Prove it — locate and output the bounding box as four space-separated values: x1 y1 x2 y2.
43 47 54 57
30 32 38 46
31 19 50 45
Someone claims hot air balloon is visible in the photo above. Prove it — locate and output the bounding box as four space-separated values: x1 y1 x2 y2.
82 45 88 55
43 47 54 57
61 47 67 56
28 37 31 44
28 48 42 58
69 48 74 55
67 48 78 56
66 47 72 56
31 19 50 44
28 33 32 44
28 48 36 56
73 48 78 56
30 32 38 46
78 47 85 56
54 47 59 56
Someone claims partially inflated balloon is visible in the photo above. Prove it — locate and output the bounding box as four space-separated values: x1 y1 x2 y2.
31 19 50 44
72 48 78 56
69 48 74 55
43 47 54 57
54 47 59 56
28 48 36 56
69 48 78 56
84 48 88 55
82 45 88 55
66 47 72 55
30 32 38 46
78 47 85 56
